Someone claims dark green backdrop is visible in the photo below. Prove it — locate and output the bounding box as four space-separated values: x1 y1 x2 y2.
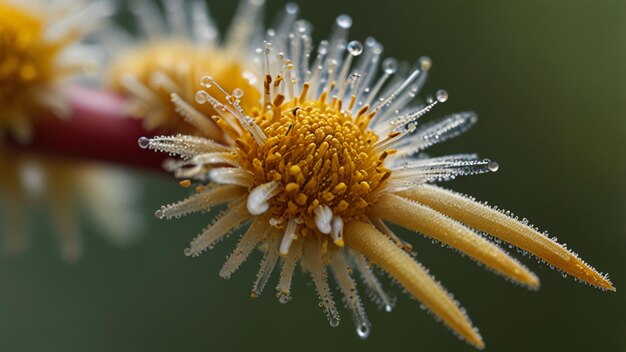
1 0 624 351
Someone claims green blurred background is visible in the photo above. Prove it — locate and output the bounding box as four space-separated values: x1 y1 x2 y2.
1 0 625 351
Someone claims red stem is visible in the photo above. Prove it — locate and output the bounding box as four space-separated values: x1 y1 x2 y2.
7 85 165 171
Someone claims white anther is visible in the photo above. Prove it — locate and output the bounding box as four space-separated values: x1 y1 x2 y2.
314 205 333 234
330 216 344 247
247 181 280 215
279 218 298 256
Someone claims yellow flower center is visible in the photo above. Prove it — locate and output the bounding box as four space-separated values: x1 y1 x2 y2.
236 92 391 231
0 3 61 104
108 42 260 137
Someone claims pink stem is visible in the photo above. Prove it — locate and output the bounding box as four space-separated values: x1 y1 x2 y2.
8 85 165 171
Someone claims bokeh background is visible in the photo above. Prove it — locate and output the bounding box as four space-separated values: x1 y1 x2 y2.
1 0 625 351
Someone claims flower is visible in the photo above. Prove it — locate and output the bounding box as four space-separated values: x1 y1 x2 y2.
0 0 111 143
139 12 614 349
106 0 266 139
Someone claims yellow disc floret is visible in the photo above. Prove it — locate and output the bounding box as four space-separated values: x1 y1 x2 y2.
237 92 391 230
107 42 260 138
0 2 74 142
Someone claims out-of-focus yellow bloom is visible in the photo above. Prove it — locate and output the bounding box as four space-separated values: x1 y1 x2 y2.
107 0 265 140
0 0 111 143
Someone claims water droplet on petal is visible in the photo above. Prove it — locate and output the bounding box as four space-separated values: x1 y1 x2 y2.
382 58 398 74
347 40 363 56
436 89 448 103
278 293 291 304
329 317 340 327
195 91 209 104
419 56 432 71
138 137 150 149
184 248 192 256
336 14 352 29
155 208 165 219
356 323 370 339
200 76 213 88
233 88 244 99
488 161 500 172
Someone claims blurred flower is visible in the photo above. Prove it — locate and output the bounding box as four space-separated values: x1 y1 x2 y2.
0 0 143 261
0 0 112 144
106 0 267 139
139 6 613 350
0 149 143 262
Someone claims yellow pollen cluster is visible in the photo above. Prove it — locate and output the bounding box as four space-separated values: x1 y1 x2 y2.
236 91 392 231
0 2 69 139
107 42 260 136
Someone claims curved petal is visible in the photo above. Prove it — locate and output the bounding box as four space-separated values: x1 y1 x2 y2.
344 220 484 349
370 193 539 288
400 185 614 291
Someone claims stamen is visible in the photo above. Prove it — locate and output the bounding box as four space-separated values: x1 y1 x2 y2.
209 168 254 187
335 40 363 99
247 181 281 215
314 205 333 234
362 57 397 108
197 76 267 145
384 89 448 134
330 216 344 247
393 112 478 156
170 93 220 139
279 218 298 255
189 152 240 167
388 155 499 190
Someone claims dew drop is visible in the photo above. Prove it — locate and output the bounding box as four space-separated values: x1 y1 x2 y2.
232 88 244 99
278 293 291 304
195 91 209 104
184 248 192 256
356 323 370 339
384 304 393 313
436 89 448 103
419 56 432 71
200 76 214 88
329 317 340 327
285 2 298 14
382 58 398 74
488 161 500 172
347 40 363 56
336 14 352 29
317 41 328 55
154 208 165 219
138 137 150 149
